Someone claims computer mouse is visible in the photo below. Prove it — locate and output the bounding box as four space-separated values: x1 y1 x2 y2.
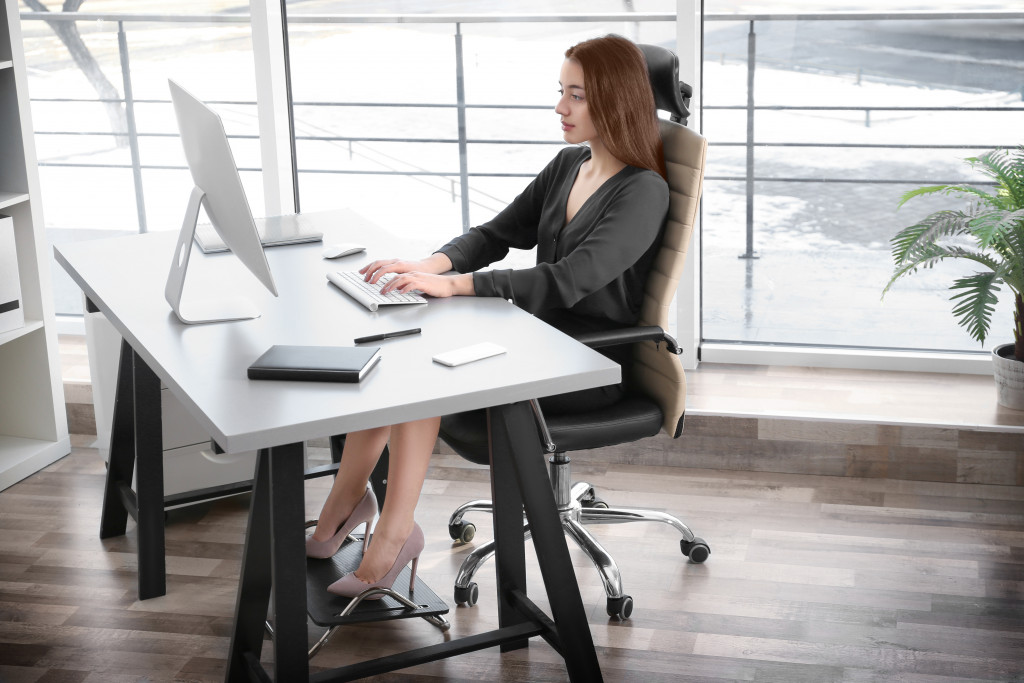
322 243 366 259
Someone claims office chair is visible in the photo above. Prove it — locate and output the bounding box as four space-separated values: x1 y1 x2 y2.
438 43 709 620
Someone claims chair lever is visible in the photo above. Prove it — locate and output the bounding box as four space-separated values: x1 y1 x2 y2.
529 399 558 453
661 332 683 355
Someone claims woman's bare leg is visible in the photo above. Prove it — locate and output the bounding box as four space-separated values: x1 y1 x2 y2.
353 416 441 583
310 425 391 542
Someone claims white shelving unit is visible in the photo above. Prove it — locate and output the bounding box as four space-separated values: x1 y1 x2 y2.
0 3 70 491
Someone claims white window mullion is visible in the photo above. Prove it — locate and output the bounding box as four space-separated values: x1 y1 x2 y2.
250 0 295 216
677 0 702 370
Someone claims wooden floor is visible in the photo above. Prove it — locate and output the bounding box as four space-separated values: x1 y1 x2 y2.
0 437 1022 682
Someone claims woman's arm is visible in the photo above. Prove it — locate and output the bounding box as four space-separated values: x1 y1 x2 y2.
437 149 580 273
473 171 668 316
357 149 580 301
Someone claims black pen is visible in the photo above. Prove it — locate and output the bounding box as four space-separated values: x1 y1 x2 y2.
354 327 421 344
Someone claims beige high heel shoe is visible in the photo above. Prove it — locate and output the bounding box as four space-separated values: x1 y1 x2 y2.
305 487 377 559
327 522 424 599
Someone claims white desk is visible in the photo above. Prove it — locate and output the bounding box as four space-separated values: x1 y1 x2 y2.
55 209 619 682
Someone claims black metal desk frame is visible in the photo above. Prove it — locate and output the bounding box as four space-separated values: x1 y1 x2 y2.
99 339 604 682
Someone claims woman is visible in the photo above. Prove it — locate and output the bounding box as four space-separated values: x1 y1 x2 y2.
309 34 670 599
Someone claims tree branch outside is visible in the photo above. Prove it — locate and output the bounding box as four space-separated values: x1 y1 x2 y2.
22 0 127 145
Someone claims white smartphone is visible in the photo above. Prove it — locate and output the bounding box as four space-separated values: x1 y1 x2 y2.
432 342 507 367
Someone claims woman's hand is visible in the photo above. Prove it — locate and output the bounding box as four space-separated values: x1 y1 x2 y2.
360 253 452 283
378 272 474 299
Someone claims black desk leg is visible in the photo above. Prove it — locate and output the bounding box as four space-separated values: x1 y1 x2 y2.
99 339 137 540
132 350 165 600
226 443 308 683
486 405 529 653
226 447 272 683
490 402 604 683
268 442 309 678
100 339 166 600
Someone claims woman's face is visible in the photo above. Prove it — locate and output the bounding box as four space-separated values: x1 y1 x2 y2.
556 58 599 146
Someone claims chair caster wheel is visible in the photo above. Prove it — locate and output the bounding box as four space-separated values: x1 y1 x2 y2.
580 487 608 509
448 520 476 544
606 595 633 620
454 583 479 606
681 537 710 563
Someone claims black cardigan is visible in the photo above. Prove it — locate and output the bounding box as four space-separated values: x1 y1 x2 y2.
436 146 669 335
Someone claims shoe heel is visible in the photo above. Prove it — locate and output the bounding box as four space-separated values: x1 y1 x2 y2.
306 487 378 559
362 527 371 553
327 522 424 599
408 555 419 593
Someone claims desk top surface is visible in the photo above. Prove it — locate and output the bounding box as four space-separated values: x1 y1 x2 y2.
55 209 620 452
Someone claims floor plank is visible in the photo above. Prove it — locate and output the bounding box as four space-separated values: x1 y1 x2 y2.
0 441 1020 682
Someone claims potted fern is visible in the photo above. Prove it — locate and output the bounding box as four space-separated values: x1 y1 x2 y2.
884 146 1024 409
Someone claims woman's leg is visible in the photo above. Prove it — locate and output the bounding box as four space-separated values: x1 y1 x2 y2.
353 416 441 583
310 425 391 543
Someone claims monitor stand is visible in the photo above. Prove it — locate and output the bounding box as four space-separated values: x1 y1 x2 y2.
164 186 261 324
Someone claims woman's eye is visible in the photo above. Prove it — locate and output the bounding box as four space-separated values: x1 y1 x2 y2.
571 94 583 101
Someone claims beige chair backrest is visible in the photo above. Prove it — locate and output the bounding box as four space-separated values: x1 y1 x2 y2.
630 118 707 438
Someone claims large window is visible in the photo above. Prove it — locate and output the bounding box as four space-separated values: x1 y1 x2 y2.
283 2 677 262
19 2 259 317
700 4 1024 355
22 1 1024 368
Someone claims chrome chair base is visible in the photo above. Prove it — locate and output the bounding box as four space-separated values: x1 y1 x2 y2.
448 454 709 620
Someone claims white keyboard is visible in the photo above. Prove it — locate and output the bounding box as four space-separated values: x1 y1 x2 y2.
327 271 428 312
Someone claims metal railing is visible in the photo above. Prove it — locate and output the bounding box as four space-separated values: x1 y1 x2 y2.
703 10 1024 259
20 10 672 234
20 9 1024 242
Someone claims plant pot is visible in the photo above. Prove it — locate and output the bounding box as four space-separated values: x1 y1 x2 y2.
991 343 1024 410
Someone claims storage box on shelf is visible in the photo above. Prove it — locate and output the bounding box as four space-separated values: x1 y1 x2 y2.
0 214 24 334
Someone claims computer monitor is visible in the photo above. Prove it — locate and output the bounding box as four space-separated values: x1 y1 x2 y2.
164 79 278 324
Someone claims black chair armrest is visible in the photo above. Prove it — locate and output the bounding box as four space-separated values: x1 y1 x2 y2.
518 327 680 457
574 325 683 355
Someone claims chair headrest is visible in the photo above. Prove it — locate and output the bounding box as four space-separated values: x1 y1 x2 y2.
638 43 692 126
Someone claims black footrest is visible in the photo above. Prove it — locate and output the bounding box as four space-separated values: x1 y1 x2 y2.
305 534 449 627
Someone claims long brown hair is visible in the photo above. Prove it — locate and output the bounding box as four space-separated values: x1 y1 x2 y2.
564 35 666 180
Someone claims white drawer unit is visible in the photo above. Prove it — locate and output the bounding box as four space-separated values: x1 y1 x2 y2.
157 388 266 501
160 384 209 451
87 308 304 502
153 441 260 501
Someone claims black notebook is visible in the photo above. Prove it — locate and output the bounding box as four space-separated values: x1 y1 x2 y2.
247 345 382 383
